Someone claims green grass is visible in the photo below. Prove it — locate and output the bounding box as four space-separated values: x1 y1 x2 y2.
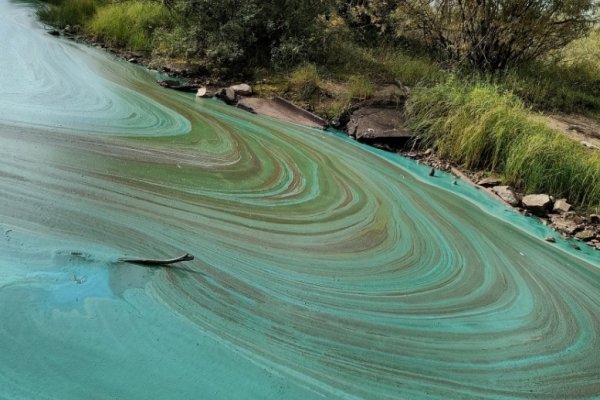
406 78 600 209
287 64 321 100
348 75 374 100
87 1 171 50
378 51 445 86
38 0 103 28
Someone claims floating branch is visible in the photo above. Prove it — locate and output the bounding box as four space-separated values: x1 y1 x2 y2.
118 253 194 266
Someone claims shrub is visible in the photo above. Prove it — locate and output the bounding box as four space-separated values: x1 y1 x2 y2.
395 0 598 70
160 0 333 74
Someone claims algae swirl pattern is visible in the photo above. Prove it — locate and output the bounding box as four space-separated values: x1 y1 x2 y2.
0 1 599 399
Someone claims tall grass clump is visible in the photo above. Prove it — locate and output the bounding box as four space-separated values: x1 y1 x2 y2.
87 1 171 50
288 64 321 100
348 75 374 100
379 52 445 86
38 0 102 28
406 77 600 208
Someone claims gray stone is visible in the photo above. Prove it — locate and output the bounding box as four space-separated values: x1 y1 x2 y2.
575 230 596 241
522 194 553 216
492 186 520 207
590 214 600 224
236 97 327 129
553 198 572 214
218 87 237 104
346 107 413 142
477 176 502 187
230 83 252 96
545 236 556 243
195 86 216 98
549 215 583 235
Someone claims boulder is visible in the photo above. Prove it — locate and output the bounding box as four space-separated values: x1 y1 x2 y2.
346 107 413 143
236 97 327 129
48 30 60 36
553 198 572 214
492 186 520 207
217 87 237 104
522 194 553 216
477 176 502 187
549 215 583 235
575 230 596 242
195 86 216 98
158 79 198 92
230 83 252 96
590 214 600 224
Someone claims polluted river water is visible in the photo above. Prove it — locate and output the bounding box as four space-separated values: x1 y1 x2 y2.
0 1 599 399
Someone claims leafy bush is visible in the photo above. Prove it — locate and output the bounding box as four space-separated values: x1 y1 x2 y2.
395 0 597 70
159 0 333 74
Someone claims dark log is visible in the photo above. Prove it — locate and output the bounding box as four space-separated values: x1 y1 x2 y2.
118 253 194 266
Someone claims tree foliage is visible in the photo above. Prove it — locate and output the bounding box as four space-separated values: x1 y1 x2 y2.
394 0 598 70
156 0 335 73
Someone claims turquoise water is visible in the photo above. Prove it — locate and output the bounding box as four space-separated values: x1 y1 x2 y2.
1 1 599 399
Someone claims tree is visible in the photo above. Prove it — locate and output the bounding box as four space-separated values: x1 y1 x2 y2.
156 0 334 73
394 0 598 70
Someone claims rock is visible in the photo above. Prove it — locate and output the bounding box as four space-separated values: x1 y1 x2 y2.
545 236 556 243
195 86 216 98
236 97 327 129
230 83 252 96
216 87 236 104
565 211 585 225
477 176 502 187
575 230 596 241
48 30 60 36
158 79 198 92
571 243 582 251
127 58 138 64
346 107 413 143
492 186 520 207
552 198 572 214
423 148 434 156
522 194 553 216
373 85 406 103
549 215 583 235
428 168 435 177
590 214 600 224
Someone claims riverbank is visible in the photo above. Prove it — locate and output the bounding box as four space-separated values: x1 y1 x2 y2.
41 20 600 251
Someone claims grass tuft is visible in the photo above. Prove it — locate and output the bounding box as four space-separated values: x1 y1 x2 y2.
38 0 102 28
406 78 600 209
287 64 321 100
348 75 374 100
87 1 171 50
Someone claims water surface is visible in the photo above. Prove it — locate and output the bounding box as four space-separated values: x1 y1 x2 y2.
1 1 599 399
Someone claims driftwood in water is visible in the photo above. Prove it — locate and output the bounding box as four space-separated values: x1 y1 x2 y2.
118 253 194 266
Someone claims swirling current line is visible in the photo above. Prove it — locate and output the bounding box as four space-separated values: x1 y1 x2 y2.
1 1 600 399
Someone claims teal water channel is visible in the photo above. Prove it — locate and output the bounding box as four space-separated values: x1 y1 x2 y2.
1 1 599 398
